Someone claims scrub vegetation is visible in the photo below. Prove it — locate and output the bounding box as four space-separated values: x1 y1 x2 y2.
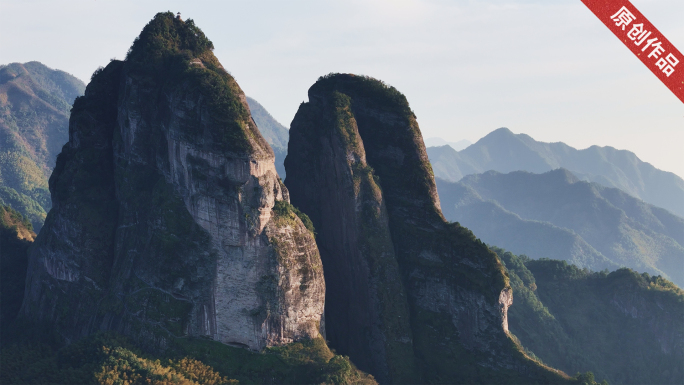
497 246 683 385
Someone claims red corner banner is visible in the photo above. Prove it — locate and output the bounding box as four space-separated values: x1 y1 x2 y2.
582 0 684 103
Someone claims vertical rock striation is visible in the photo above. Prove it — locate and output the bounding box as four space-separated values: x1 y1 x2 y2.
21 12 324 351
286 74 569 383
286 88 416 383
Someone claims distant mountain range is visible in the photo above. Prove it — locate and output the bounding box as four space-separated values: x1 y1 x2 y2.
246 96 288 178
423 137 471 151
428 127 684 218
437 169 684 287
0 62 85 231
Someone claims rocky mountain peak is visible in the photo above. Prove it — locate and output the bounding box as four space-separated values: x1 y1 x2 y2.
286 73 568 383
126 12 215 62
123 12 271 159
488 126 515 137
303 73 442 217
20 13 324 352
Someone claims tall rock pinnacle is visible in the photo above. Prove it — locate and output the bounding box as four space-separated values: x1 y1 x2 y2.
285 73 569 383
21 12 325 351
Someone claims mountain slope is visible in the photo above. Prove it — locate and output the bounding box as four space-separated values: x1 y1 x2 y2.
0 62 85 230
285 73 573 384
497 247 684 385
246 96 288 178
427 127 684 218
20 12 325 352
437 183 617 271
437 169 684 287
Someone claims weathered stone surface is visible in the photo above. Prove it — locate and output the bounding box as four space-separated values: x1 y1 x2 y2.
286 74 569 383
20 13 324 351
286 89 416 383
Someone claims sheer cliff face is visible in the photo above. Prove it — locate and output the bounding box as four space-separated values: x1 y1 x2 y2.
21 13 324 351
286 89 417 383
286 74 565 383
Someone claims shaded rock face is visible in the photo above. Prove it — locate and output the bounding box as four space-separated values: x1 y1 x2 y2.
21 13 324 351
0 205 35 331
286 74 562 383
286 88 415 383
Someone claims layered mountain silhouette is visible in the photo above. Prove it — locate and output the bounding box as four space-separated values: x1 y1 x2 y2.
423 137 471 151
428 127 684 218
0 62 85 230
437 169 684 287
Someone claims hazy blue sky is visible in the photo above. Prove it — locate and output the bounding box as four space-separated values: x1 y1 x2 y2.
1 0 683 177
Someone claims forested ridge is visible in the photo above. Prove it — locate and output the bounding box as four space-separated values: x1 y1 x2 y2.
497 246 684 385
437 169 684 287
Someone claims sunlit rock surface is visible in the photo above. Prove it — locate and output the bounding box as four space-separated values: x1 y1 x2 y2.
21 13 324 351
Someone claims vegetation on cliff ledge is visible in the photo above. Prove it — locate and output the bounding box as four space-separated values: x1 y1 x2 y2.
287 73 583 384
125 12 263 155
273 199 316 237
